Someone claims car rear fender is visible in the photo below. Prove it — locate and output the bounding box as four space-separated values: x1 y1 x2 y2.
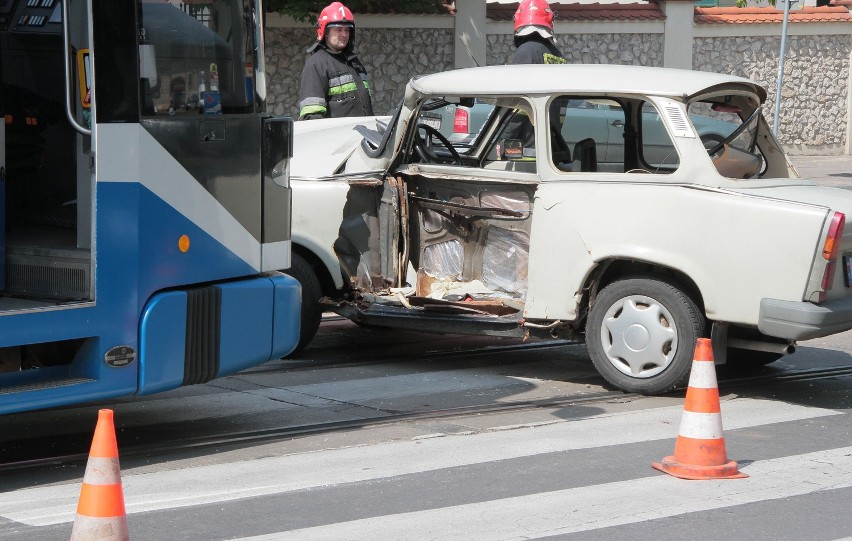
726 184 852 304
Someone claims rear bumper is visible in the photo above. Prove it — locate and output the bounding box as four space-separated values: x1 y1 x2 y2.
759 297 852 340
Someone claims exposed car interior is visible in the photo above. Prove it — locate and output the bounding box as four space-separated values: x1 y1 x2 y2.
330 97 541 327
696 101 765 179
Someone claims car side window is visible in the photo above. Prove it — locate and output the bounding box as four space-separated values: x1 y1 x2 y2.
553 96 681 174
477 99 537 174
482 109 536 172
554 96 622 173
639 102 680 171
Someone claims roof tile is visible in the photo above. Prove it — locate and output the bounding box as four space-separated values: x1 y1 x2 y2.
694 6 852 24
488 2 665 22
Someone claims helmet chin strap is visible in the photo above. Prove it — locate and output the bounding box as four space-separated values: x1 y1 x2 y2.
306 38 353 55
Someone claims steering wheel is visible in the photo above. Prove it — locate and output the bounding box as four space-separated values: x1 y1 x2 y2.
707 107 761 156
414 123 462 165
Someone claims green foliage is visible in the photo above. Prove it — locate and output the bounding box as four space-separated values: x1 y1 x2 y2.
735 0 776 6
266 0 445 23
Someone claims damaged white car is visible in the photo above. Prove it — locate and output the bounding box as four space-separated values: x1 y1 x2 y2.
287 64 852 395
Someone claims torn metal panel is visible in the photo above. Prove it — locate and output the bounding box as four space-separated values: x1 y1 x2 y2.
404 173 536 307
480 191 532 213
482 228 529 299
423 240 464 279
334 178 400 292
329 298 527 337
399 165 540 185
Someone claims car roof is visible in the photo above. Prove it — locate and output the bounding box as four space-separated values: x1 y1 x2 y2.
408 64 767 102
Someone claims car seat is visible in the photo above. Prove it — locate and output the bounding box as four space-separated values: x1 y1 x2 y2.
572 138 597 172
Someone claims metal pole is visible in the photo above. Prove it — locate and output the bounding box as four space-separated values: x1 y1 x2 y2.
773 0 792 136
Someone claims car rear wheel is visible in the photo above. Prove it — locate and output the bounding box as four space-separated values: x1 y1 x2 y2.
285 252 323 357
585 277 706 394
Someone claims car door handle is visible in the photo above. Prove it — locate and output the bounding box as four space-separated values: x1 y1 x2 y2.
610 120 624 128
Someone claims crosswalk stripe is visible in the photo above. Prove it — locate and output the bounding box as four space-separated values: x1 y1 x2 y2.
0 397 839 526
235 446 852 540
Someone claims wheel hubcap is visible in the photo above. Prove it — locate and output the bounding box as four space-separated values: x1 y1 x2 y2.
600 295 678 378
624 324 650 351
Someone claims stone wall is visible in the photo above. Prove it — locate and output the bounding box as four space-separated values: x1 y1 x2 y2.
264 23 850 154
487 33 664 67
266 29 666 118
694 35 852 154
264 27 454 118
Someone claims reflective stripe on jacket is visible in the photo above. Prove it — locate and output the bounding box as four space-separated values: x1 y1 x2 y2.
298 46 373 120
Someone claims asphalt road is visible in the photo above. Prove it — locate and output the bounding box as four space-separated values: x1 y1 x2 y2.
1 320 851 541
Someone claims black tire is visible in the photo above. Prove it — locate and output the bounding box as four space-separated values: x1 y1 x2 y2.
285 252 323 357
585 277 706 395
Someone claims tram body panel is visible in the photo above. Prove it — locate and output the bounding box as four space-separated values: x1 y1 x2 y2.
0 0 299 414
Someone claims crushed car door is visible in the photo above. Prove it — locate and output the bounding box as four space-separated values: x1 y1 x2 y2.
334 174 402 293
399 104 538 312
403 171 535 309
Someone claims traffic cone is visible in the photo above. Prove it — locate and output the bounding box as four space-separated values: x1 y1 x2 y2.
652 338 748 480
70 409 129 540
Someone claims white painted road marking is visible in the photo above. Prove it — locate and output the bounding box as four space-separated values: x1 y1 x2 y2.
236 446 852 541
0 397 838 527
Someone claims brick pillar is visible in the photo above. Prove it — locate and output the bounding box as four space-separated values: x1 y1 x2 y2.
658 0 695 69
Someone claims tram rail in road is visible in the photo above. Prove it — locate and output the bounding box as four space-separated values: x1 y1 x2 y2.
3 318 849 474
252 336 571 373
2 361 850 474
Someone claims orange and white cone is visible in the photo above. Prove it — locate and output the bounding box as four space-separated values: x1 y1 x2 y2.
70 409 129 540
652 338 748 480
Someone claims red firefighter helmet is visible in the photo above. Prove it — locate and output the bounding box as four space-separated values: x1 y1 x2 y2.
316 2 355 42
513 0 554 39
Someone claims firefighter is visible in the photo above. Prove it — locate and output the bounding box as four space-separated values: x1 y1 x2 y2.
511 0 572 164
298 2 373 120
512 0 566 65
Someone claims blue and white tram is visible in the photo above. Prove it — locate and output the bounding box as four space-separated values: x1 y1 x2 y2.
0 0 300 414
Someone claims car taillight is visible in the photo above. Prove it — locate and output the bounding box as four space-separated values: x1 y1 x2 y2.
819 211 845 302
823 212 845 260
453 107 469 134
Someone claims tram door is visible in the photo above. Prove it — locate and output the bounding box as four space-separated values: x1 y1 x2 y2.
0 0 282 314
132 0 282 250
0 0 92 309
0 74 5 289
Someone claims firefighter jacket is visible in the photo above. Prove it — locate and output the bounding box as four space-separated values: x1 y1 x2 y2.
512 35 566 65
298 44 373 120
